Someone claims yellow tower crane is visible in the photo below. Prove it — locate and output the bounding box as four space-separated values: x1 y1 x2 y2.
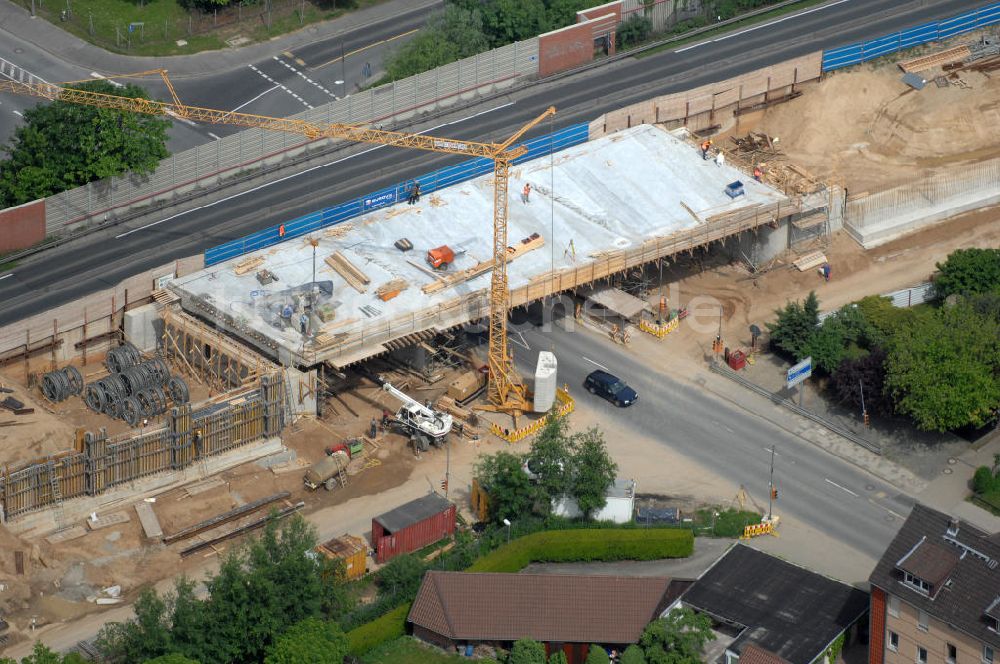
0 70 555 415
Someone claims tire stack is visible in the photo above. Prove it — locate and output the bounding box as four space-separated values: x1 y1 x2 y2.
84 344 191 426
40 366 84 403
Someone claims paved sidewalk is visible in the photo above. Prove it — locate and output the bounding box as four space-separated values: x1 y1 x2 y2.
0 0 438 78
917 428 1000 533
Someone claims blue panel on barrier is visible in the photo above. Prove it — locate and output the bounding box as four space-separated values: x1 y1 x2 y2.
363 187 398 212
203 123 591 266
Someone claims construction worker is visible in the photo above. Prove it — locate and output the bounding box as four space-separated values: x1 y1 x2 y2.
521 182 531 203
823 263 831 282
370 417 378 438
278 223 286 237
753 165 763 182
701 139 712 160
407 181 421 205
715 149 725 168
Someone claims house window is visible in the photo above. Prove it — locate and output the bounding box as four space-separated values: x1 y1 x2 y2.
918 609 929 631
947 644 957 664
888 595 900 618
984 646 994 664
918 646 928 664
904 572 931 594
887 631 899 653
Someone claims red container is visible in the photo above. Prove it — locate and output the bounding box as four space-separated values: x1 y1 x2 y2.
728 350 747 371
372 493 456 563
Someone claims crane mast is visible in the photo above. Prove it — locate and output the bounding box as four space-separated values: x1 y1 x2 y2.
0 70 555 416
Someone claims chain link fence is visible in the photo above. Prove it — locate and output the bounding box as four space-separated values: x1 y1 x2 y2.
844 157 1000 247
42 37 539 233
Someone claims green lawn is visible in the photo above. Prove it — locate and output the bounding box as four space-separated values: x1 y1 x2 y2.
637 0 829 59
972 491 1000 516
362 637 500 664
19 0 387 56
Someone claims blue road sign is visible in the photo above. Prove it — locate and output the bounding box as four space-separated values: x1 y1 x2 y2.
786 357 812 389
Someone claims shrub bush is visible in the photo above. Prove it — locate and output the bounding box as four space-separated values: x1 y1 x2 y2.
346 603 410 656
973 466 998 495
468 528 693 573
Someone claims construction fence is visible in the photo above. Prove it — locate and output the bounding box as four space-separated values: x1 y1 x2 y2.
843 157 1000 247
204 122 588 265
588 51 823 138
0 256 203 371
41 38 539 234
822 2 1000 71
0 374 284 520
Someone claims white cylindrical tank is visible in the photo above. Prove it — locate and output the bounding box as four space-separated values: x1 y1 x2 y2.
533 351 558 413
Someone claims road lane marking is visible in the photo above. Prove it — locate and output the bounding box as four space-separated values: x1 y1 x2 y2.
89 72 125 88
229 84 281 113
0 56 50 85
208 132 221 140
582 357 609 371
0 273 14 281
712 0 852 43
249 64 314 109
825 478 859 497
274 56 338 101
676 0 852 52
12 110 22 117
165 109 197 126
867 498 904 520
313 28 419 70
114 103 513 237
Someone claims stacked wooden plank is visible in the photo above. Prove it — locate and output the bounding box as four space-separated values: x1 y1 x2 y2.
376 278 409 301
793 251 827 272
422 234 544 294
325 251 370 293
898 45 971 73
234 256 265 276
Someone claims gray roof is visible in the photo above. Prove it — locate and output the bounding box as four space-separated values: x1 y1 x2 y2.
682 544 869 664
869 503 1000 648
374 493 453 533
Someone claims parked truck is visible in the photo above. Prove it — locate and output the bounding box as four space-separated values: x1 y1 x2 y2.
303 450 349 491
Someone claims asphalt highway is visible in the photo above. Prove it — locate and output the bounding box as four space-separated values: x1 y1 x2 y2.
509 314 914 560
0 0 989 327
0 2 433 150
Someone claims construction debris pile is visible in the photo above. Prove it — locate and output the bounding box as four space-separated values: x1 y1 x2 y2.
727 132 823 195
81 343 190 426
899 33 1000 87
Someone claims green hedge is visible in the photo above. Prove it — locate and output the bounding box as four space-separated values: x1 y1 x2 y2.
347 603 411 656
467 528 693 573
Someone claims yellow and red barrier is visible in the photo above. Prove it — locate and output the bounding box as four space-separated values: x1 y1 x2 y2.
489 387 575 443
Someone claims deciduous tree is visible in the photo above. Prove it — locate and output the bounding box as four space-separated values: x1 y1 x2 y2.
585 644 609 664
143 655 201 664
0 80 170 208
511 638 548 664
640 608 713 664
568 428 618 519
885 303 1000 431
528 413 573 504
766 291 819 360
474 449 542 523
263 618 348 664
621 644 647 664
933 248 1000 299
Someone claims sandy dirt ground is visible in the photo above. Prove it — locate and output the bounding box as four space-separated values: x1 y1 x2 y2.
4 47 1000 655
722 37 1000 192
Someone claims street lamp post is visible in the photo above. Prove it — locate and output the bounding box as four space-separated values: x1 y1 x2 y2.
502 518 511 544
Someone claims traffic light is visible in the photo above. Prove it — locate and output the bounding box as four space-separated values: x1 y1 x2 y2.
770 486 778 500
863 411 870 427
712 335 723 354
441 479 448 492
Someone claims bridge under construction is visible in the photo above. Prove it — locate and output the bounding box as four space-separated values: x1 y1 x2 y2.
167 124 827 369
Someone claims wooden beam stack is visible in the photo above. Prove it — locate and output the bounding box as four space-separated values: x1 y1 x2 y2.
325 251 371 293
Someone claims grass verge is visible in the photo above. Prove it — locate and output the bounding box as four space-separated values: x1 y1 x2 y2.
347 603 411 656
636 0 830 59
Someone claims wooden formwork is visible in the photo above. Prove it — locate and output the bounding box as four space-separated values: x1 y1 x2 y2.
161 308 279 393
0 374 284 521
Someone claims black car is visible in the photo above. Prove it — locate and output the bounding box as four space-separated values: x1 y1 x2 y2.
584 370 638 407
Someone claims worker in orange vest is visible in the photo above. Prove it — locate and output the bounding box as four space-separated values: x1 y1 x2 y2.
701 138 712 160
278 223 286 237
521 182 531 204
